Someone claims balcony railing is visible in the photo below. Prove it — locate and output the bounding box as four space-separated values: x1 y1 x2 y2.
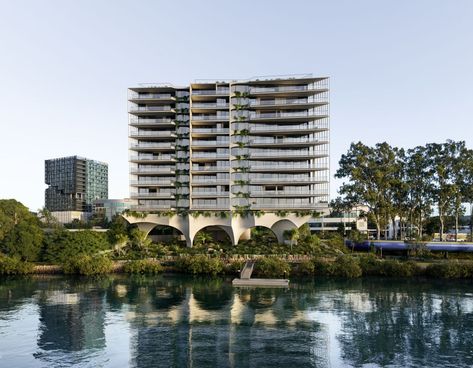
129 105 174 113
192 114 230 121
192 166 230 172
129 118 175 125
249 150 324 157
192 152 229 159
192 140 229 146
130 179 174 185
249 111 327 120
250 84 327 94
192 191 230 196
129 130 176 137
248 123 326 132
192 103 229 108
192 128 229 135
250 138 318 145
250 164 323 171
192 89 230 95
129 93 174 100
249 98 326 107
130 167 175 173
129 155 175 161
130 192 175 198
130 142 175 149
251 202 315 209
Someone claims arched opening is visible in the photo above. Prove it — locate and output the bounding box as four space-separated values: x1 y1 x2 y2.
148 224 186 245
192 225 233 249
237 226 278 246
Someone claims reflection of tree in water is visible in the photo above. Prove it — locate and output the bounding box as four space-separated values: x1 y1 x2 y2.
192 277 232 310
0 277 39 313
337 279 473 367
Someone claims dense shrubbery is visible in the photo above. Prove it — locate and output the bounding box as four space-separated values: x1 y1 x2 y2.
0 199 43 261
253 257 290 277
43 230 112 263
62 255 113 275
425 262 473 279
175 255 223 275
358 254 421 277
331 255 363 278
123 259 163 274
0 255 34 275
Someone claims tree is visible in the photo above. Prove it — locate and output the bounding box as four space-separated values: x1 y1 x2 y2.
0 199 44 261
335 142 397 240
37 207 60 228
130 228 153 257
194 231 214 247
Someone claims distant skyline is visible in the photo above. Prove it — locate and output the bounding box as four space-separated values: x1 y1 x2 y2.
0 0 472 211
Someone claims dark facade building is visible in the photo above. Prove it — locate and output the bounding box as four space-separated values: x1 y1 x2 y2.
45 156 108 212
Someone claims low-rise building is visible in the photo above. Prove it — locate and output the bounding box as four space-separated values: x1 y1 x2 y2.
92 199 133 221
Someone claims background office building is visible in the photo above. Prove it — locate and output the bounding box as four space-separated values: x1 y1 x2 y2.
45 156 108 213
128 74 329 213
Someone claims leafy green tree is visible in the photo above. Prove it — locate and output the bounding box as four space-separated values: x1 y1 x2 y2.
43 229 111 263
335 142 397 239
0 199 43 261
130 228 153 257
194 231 214 247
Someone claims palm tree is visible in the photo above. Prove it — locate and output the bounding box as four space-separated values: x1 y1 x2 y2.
194 231 213 247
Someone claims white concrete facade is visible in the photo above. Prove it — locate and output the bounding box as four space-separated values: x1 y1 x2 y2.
127 74 329 246
124 213 310 247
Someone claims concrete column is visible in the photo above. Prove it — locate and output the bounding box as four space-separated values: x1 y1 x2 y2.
239 229 251 241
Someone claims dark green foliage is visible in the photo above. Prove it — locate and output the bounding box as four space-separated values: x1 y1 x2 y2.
425 262 473 279
253 257 290 277
43 229 111 263
0 199 44 261
62 254 113 275
123 259 163 274
331 255 362 278
175 255 223 275
0 255 34 275
297 260 315 276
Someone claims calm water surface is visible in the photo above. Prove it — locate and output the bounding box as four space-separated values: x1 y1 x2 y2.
0 275 472 368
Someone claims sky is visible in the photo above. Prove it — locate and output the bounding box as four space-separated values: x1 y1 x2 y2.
0 0 472 211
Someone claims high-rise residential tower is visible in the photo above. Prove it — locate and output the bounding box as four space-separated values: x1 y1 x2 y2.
45 156 108 212
127 74 329 246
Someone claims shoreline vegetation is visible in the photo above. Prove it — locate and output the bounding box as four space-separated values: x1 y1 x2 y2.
3 255 473 280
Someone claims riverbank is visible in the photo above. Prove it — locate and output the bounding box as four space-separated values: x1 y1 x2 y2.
3 254 473 279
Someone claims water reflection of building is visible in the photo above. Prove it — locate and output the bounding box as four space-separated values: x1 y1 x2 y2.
126 283 330 368
37 288 106 352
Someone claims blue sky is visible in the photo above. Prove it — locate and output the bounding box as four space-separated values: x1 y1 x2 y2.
0 0 472 211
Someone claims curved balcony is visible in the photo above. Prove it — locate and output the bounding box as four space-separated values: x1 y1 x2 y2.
130 192 175 199
249 190 327 198
129 130 176 139
128 92 175 104
129 155 176 163
130 179 174 187
249 138 326 148
129 105 175 116
248 110 328 122
130 167 175 175
191 166 230 173
247 123 328 135
249 84 328 98
191 128 229 137
249 98 327 110
129 142 175 152
192 191 230 198
249 164 328 173
129 118 175 128
248 150 328 160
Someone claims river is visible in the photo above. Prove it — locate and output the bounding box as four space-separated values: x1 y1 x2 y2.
0 275 472 367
